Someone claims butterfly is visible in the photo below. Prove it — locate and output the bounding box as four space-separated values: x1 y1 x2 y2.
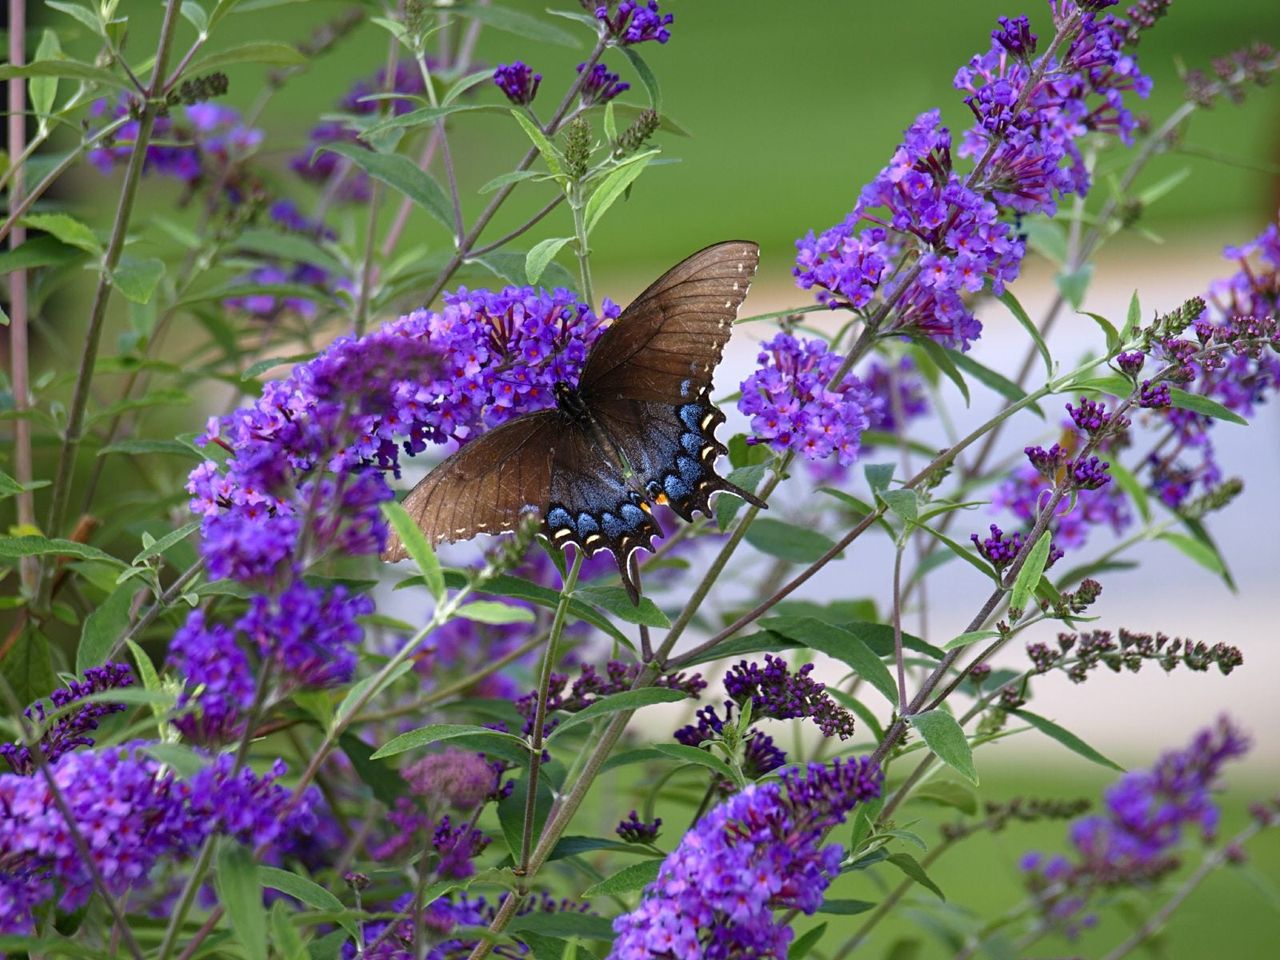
382 240 766 602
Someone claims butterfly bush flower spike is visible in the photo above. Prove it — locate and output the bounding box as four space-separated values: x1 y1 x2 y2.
738 333 877 465
494 62 541 106
609 759 882 959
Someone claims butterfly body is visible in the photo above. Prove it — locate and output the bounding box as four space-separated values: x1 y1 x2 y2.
384 241 766 602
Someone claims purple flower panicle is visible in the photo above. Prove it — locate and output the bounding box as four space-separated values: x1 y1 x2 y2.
578 62 630 105
738 333 878 465
494 62 541 106
723 654 856 739
616 810 662 844
596 2 673 45
0 664 135 774
608 759 882 959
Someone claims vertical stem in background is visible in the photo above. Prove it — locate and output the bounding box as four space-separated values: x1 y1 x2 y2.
891 543 907 713
7 0 36 593
39 0 185 604
518 549 584 875
570 181 594 309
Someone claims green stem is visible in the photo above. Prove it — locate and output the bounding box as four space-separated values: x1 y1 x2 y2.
518 550 584 875
40 0 185 601
570 182 595 309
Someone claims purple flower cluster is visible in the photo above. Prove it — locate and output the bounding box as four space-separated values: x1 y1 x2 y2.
676 702 789 781
578 62 631 105
795 2 1156 350
955 4 1151 214
291 63 428 203
596 2 673 45
608 759 882 959
0 663 134 774
516 659 706 737
368 801 490 878
738 333 878 465
0 745 311 933
89 100 263 191
403 749 502 810
1022 717 1250 937
1145 218 1280 508
863 357 930 432
988 463 1131 552
617 810 662 844
222 202 347 321
972 522 1063 571
494 62 542 106
723 654 856 739
166 612 255 745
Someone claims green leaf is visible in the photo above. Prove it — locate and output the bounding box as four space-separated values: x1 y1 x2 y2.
0 59 129 91
508 912 616 941
189 41 306 73
0 536 125 568
459 5 581 47
258 867 356 935
479 169 545 194
1009 531 1052 614
361 103 504 138
1122 290 1142 342
498 771 554 859
125 639 164 716
908 710 978 785
215 841 268 960
880 488 918 523
1159 531 1227 577
526 237 574 284
576 583 669 628
445 68 497 105
1056 264 1094 310
789 923 828 958
908 779 977 815
456 601 537 625
0 235 86 274
1167 388 1248 426
744 518 837 564
649 742 737 781
381 501 445 601
371 723 525 760
947 349 1043 416
240 353 317 382
181 1 211 36
816 899 877 915
1021 216 1066 263
76 583 137 673
31 30 62 122
21 213 101 254
619 45 661 110
552 687 690 739
943 630 1000 651
133 519 201 564
716 463 767 530
763 616 897 705
437 571 629 646
0 469 47 498
886 852 945 900
585 154 654 233
1107 459 1150 524
98 438 201 459
998 289 1052 378
1011 709 1124 772
582 859 662 897
517 932 570 960
1 628 56 715
864 463 894 494
317 142 454 231
1081 311 1120 353
338 733 406 806
333 661 412 728
912 336 970 404
509 109 564 177
142 742 210 778
112 255 165 304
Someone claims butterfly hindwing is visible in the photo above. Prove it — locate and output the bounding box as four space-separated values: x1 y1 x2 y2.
577 241 760 404
543 425 664 600
381 410 560 560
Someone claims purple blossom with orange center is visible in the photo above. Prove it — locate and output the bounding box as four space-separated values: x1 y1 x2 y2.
738 333 877 465
608 759 882 959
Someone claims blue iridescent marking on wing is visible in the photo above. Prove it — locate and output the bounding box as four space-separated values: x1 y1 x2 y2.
677 455 702 484
547 506 572 530
620 502 647 528
664 473 692 499
678 404 701 431
680 431 701 456
576 513 600 536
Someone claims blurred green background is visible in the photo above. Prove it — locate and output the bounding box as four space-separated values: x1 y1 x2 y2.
36 1 1280 957
56 0 1280 284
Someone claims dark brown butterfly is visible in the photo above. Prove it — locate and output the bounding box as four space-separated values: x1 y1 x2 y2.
382 241 766 602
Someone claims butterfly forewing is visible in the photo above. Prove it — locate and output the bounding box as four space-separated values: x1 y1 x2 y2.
381 410 560 561
577 241 760 404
